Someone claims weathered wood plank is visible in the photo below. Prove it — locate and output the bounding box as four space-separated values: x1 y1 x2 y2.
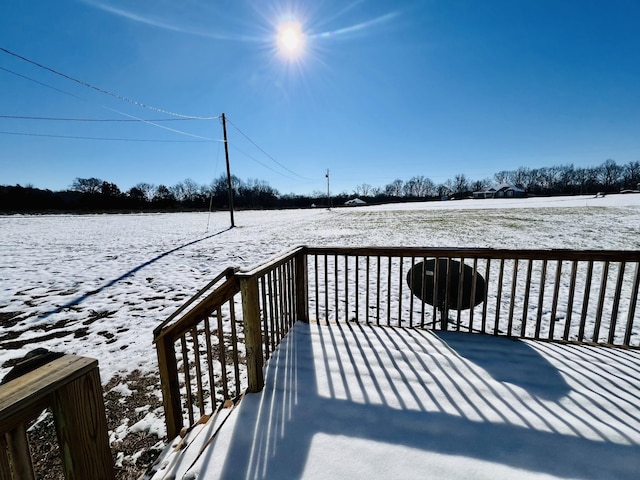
240 276 265 393
0 356 96 433
51 366 114 480
305 246 640 262
6 425 35 480
0 433 13 480
156 336 183 441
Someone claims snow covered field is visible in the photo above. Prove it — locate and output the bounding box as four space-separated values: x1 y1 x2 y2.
1 194 640 476
2 194 639 381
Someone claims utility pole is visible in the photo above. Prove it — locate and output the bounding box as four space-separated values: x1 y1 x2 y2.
326 169 331 210
221 113 235 228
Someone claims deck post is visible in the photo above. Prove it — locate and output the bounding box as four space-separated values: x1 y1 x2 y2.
156 336 183 440
51 364 114 480
295 251 309 323
0 355 114 480
240 275 265 392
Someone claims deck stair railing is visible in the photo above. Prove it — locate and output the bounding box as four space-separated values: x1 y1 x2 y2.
155 246 640 438
0 355 113 480
153 248 306 439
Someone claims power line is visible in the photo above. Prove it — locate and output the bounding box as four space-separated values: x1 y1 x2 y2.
230 144 301 180
0 131 217 142
226 117 314 181
1 65 80 99
1 47 219 120
0 115 198 122
1 66 219 140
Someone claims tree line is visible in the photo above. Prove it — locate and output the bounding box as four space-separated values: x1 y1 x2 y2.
1 159 639 213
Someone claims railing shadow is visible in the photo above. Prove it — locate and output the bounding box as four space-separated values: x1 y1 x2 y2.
434 331 571 401
37 227 232 321
201 322 640 479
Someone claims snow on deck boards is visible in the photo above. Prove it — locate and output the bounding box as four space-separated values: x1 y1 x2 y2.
148 323 640 480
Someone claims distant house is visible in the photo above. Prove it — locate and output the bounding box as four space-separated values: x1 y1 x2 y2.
344 198 367 206
473 184 526 199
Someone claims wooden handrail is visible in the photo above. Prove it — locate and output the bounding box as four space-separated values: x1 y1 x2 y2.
153 266 237 338
153 274 240 343
235 246 306 279
0 355 113 479
304 246 640 262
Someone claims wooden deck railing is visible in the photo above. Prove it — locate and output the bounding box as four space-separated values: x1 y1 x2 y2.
0 355 113 479
153 248 307 439
155 246 640 438
305 247 640 347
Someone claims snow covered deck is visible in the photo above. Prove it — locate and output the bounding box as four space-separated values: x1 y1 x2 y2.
148 322 640 479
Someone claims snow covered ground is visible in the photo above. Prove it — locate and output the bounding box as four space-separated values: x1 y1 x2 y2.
1 194 639 475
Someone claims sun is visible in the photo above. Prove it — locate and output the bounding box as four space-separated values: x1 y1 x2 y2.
276 22 305 59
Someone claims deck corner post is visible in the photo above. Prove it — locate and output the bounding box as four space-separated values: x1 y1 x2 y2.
295 251 309 323
156 336 183 440
51 363 114 480
240 275 265 392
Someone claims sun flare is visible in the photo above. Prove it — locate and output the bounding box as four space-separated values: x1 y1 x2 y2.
277 22 305 59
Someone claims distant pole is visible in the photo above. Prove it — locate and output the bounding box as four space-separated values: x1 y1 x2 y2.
326 169 331 210
221 113 235 228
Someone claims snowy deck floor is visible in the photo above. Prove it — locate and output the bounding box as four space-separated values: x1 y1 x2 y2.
148 322 640 480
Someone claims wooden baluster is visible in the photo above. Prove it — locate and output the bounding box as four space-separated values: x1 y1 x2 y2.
179 336 194 425
481 258 491 334
507 259 519 337
593 261 610 343
520 259 533 338
469 258 478 333
190 327 205 417
563 260 579 342
409 256 415 328
456 257 465 331
6 425 35 480
376 256 381 326
387 256 392 326
365 256 371 325
203 317 217 411
534 260 548 339
549 260 563 340
624 262 640 346
578 261 594 342
355 255 360 323
156 337 183 440
345 255 350 323
0 433 13 480
398 257 404 328
608 262 626 345
216 307 229 399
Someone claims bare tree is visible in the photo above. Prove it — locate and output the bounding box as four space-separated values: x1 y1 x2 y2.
354 183 372 196
71 177 102 194
452 174 469 195
134 183 155 202
385 179 404 197
622 161 640 189
598 159 622 191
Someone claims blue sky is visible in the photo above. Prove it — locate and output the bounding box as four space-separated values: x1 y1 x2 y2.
1 0 639 195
